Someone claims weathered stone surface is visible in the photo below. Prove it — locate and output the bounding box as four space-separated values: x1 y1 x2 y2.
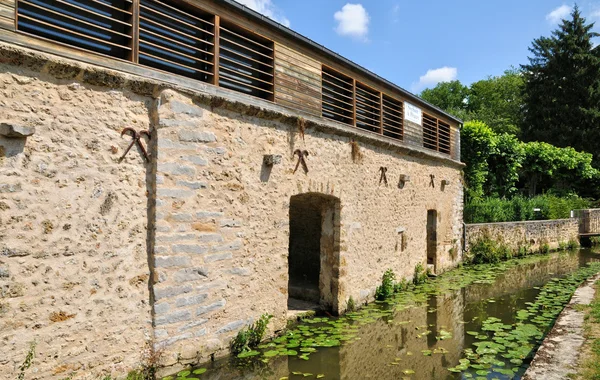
172 245 208 255
216 320 247 334
176 180 208 190
154 302 170 315
155 310 192 326
196 300 226 316
0 123 35 137
157 163 196 176
173 267 209 282
178 130 217 143
155 256 191 268
175 293 208 307
170 100 204 118
0 61 152 379
204 253 233 263
154 285 193 300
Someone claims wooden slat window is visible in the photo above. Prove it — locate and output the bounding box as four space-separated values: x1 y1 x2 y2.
355 82 380 134
17 0 133 59
219 20 274 100
138 0 214 83
382 94 403 140
423 113 451 155
322 66 353 125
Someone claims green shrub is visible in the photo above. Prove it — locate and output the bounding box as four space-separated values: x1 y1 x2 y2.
468 233 516 264
394 278 411 293
231 313 273 354
375 269 396 300
413 263 428 285
568 239 580 250
539 243 550 254
465 194 591 224
590 237 600 247
558 241 568 251
346 296 356 312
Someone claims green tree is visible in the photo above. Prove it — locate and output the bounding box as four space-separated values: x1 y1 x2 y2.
468 69 524 135
521 6 600 162
461 121 497 200
420 80 469 119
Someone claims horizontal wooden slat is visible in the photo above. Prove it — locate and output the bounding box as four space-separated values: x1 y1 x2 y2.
275 43 321 71
220 65 272 86
145 0 213 26
220 45 272 68
20 0 131 38
140 4 213 36
276 99 321 116
220 35 272 60
222 56 272 77
140 39 213 66
140 28 214 53
275 83 320 105
219 74 273 94
0 15 12 31
140 51 213 75
140 16 214 45
51 0 132 27
322 84 352 101
18 14 131 50
274 58 321 83
274 74 320 96
221 25 272 52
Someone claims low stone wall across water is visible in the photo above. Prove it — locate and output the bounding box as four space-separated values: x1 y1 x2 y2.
465 219 580 253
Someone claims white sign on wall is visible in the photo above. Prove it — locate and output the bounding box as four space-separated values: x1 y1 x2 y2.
404 102 422 125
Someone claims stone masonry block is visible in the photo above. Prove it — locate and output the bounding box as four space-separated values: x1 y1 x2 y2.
154 302 170 315
196 211 224 220
170 100 204 118
155 310 192 327
204 252 233 263
216 320 247 334
156 189 194 199
156 234 198 243
196 299 226 316
173 267 209 282
199 234 224 243
155 256 191 268
212 240 243 252
182 156 208 166
157 163 196 176
178 130 217 143
176 180 208 190
176 293 208 307
178 319 208 332
154 285 193 300
172 245 208 255
220 220 242 228
171 213 194 222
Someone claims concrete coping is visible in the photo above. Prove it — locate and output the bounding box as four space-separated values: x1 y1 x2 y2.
0 36 464 169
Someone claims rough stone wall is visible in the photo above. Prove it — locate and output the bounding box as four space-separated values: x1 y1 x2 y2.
0 64 153 378
152 90 464 368
465 219 579 253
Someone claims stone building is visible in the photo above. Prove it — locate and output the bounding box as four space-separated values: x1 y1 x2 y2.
0 0 464 377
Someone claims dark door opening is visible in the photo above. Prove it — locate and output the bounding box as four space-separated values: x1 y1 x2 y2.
288 193 340 313
427 210 438 271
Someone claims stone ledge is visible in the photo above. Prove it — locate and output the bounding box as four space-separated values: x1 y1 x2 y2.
0 36 464 169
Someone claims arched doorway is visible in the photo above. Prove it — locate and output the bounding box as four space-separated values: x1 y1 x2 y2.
288 193 341 313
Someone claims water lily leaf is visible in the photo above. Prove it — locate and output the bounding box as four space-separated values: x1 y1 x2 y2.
177 371 191 377
264 350 279 357
317 375 325 379
237 350 260 358
402 369 415 375
192 368 207 375
421 350 432 356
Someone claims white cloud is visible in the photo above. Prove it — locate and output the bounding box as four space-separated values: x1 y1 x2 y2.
411 67 458 93
546 5 572 24
235 0 290 27
591 9 600 18
334 4 370 40
392 4 400 23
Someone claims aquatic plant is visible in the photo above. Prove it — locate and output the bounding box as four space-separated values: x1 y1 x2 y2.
375 269 396 300
449 261 600 377
231 313 273 355
539 241 550 254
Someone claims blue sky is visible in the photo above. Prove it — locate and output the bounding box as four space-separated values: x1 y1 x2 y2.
235 0 600 94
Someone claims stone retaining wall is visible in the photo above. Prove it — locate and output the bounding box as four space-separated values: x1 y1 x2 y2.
465 219 580 253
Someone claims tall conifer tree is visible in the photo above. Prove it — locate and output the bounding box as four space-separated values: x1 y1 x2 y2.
521 6 600 161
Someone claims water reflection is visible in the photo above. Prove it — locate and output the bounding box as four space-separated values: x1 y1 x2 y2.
196 249 600 380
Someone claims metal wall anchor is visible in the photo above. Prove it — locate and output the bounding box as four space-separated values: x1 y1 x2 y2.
293 149 309 174
379 167 388 186
120 128 151 162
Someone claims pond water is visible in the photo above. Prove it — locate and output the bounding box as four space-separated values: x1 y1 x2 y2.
173 249 600 380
